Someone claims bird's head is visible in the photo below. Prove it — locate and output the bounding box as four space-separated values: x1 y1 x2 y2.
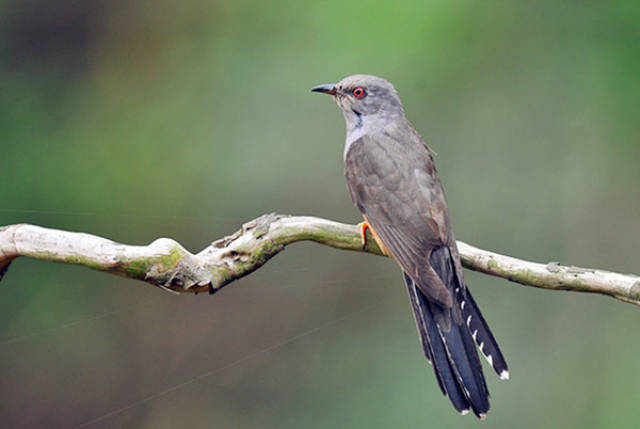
312 74 405 131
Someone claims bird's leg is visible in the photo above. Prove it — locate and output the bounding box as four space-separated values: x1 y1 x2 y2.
358 219 391 256
357 220 371 251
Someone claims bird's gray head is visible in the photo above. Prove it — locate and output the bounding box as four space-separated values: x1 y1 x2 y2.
312 74 405 133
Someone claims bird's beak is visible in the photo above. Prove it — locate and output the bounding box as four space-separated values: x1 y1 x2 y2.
311 83 337 95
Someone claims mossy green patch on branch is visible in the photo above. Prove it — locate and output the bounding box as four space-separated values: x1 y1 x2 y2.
63 255 105 272
121 247 185 280
124 259 150 279
163 247 184 267
487 259 500 271
248 240 284 269
485 258 543 287
214 265 233 283
509 269 542 287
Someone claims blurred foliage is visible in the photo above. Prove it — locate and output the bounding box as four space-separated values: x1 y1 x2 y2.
1 0 639 427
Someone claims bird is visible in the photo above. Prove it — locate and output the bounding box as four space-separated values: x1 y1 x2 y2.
311 74 508 418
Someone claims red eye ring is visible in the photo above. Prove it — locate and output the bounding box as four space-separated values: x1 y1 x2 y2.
352 87 366 98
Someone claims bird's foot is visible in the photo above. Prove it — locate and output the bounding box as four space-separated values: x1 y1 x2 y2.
357 220 371 251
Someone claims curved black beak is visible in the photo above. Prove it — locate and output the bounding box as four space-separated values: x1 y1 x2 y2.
311 83 336 95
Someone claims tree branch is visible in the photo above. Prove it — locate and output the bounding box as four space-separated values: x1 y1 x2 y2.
1 214 639 305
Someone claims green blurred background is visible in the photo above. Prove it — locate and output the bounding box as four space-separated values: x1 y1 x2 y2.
1 1 639 427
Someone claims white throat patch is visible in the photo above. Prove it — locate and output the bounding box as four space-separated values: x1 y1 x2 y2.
344 126 367 160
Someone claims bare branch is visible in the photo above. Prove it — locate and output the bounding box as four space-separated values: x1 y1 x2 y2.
1 214 638 305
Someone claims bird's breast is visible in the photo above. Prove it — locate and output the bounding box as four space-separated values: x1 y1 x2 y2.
343 127 367 160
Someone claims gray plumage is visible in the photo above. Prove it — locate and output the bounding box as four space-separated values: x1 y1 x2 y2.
312 74 508 418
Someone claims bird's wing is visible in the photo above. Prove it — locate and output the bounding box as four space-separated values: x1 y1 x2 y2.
345 132 456 307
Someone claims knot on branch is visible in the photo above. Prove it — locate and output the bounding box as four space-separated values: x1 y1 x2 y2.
119 238 213 294
203 213 288 293
212 213 286 249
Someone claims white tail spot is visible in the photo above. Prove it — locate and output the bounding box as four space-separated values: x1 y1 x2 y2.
479 413 487 420
486 354 493 366
500 370 510 380
461 409 470 416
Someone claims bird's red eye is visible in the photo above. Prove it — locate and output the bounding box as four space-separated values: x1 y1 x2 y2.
352 87 366 98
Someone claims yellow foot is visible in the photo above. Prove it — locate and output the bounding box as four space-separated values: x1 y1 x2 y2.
357 220 371 251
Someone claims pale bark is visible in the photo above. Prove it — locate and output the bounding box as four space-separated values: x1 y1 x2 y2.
1 214 638 305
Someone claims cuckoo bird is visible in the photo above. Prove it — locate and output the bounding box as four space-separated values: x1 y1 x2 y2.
312 75 508 418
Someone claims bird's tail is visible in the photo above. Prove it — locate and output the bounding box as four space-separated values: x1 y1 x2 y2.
461 283 509 380
404 247 508 418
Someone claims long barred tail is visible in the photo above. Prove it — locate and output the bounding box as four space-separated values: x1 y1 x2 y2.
460 284 509 380
404 247 508 418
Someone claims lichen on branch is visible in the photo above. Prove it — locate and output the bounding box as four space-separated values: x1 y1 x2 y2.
0 214 639 306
